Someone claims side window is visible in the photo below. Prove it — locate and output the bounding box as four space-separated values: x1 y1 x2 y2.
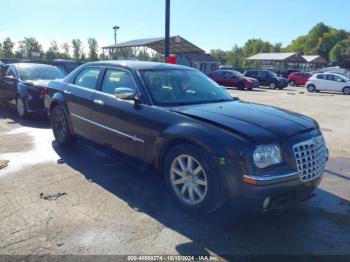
317 74 325 80
6 67 16 78
74 67 101 90
223 71 233 77
101 69 136 95
215 71 224 77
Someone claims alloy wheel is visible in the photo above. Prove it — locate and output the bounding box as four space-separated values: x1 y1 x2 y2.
16 97 26 117
53 108 68 143
270 82 276 89
170 154 208 205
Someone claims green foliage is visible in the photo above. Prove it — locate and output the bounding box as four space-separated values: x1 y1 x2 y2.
0 37 15 58
329 38 350 68
45 40 60 60
71 39 84 61
87 38 99 61
18 37 43 59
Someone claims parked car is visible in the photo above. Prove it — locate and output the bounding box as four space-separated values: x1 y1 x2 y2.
208 70 259 90
306 73 350 95
279 69 300 79
288 72 312 86
45 61 328 215
0 63 66 117
244 70 288 89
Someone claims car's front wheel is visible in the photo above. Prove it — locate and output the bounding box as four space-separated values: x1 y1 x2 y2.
269 82 276 89
343 87 350 95
237 82 245 90
164 144 225 214
16 96 28 118
51 105 75 146
289 80 295 86
307 84 316 92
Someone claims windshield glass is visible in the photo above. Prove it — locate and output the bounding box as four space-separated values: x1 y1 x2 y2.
231 70 244 77
17 65 66 81
140 69 233 106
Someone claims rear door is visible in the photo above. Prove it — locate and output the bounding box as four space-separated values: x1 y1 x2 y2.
213 71 225 85
65 66 102 141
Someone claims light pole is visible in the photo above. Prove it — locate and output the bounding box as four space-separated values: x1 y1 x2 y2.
165 0 170 62
113 25 120 45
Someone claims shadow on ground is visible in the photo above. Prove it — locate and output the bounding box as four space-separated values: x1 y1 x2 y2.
52 140 350 258
0 103 49 129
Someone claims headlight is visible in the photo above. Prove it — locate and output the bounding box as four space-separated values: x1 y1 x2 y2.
253 144 282 168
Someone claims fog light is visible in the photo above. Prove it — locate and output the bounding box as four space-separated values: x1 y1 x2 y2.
263 197 271 209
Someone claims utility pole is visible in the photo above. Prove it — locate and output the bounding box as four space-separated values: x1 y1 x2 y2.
165 0 170 62
113 25 120 45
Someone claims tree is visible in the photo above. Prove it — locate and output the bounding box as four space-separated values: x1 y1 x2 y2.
61 42 71 59
18 37 43 59
71 39 84 61
329 38 350 68
45 40 60 60
0 37 15 58
87 38 99 61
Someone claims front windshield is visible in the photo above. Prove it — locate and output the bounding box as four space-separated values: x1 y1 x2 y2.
267 71 277 78
232 70 244 77
17 65 66 81
140 69 233 106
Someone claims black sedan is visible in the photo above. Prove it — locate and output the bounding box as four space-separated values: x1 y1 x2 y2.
0 63 66 117
45 61 328 214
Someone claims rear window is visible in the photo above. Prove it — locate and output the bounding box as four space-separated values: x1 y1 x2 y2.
317 74 326 80
17 65 66 81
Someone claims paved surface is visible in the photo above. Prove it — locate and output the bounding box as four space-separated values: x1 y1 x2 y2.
0 87 349 259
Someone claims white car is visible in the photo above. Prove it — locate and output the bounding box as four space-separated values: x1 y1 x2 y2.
306 73 350 95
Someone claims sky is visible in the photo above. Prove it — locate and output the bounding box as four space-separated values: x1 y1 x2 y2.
0 0 349 52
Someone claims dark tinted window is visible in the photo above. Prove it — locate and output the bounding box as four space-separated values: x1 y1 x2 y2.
101 69 136 95
16 65 65 81
317 74 326 80
75 68 101 90
215 71 225 77
327 74 345 82
246 70 257 76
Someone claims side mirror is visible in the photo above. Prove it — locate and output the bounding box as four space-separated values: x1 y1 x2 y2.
4 75 17 82
114 87 135 100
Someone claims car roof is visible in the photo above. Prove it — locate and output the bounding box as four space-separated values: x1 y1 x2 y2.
9 63 59 69
85 60 196 71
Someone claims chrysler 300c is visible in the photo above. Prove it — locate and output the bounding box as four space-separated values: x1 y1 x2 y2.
45 61 328 214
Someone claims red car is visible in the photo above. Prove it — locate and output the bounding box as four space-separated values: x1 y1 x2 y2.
208 70 259 90
288 72 312 86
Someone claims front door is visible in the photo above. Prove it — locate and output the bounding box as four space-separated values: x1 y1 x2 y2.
65 66 102 141
0 66 18 102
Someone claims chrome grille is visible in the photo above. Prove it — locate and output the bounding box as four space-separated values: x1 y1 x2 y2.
293 136 328 182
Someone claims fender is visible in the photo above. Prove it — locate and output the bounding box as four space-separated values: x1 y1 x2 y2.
153 122 230 171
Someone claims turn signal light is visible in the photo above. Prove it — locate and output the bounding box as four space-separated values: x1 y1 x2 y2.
242 176 257 185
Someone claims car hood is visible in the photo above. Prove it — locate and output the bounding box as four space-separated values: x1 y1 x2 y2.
171 100 317 144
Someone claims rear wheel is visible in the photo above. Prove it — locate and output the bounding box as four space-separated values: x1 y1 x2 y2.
164 144 225 214
343 87 350 95
237 82 245 90
307 84 316 92
51 105 75 146
16 97 28 118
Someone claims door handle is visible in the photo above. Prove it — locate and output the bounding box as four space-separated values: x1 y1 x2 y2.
63 90 71 95
93 99 104 105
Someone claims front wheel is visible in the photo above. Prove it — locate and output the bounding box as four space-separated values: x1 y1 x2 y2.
51 105 75 146
164 144 225 214
16 97 28 118
236 82 245 90
307 84 316 92
289 80 295 87
269 82 276 89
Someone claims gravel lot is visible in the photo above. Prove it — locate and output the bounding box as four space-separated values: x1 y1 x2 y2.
0 87 349 260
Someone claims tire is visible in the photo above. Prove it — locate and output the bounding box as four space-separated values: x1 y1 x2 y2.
269 82 276 89
51 105 75 146
307 84 316 93
343 87 350 95
237 82 245 90
164 144 226 215
289 80 295 87
16 96 28 118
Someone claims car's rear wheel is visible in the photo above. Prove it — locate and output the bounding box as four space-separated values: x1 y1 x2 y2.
237 82 245 90
16 96 28 118
343 87 350 95
289 80 295 87
307 84 316 92
269 82 276 89
51 105 75 146
164 144 225 214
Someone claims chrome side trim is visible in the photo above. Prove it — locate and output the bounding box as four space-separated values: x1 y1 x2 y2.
71 113 144 143
243 172 298 182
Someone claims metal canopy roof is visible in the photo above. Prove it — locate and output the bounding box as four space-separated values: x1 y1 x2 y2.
102 36 205 54
302 55 327 64
247 52 307 63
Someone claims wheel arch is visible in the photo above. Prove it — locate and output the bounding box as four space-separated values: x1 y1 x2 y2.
49 93 74 134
